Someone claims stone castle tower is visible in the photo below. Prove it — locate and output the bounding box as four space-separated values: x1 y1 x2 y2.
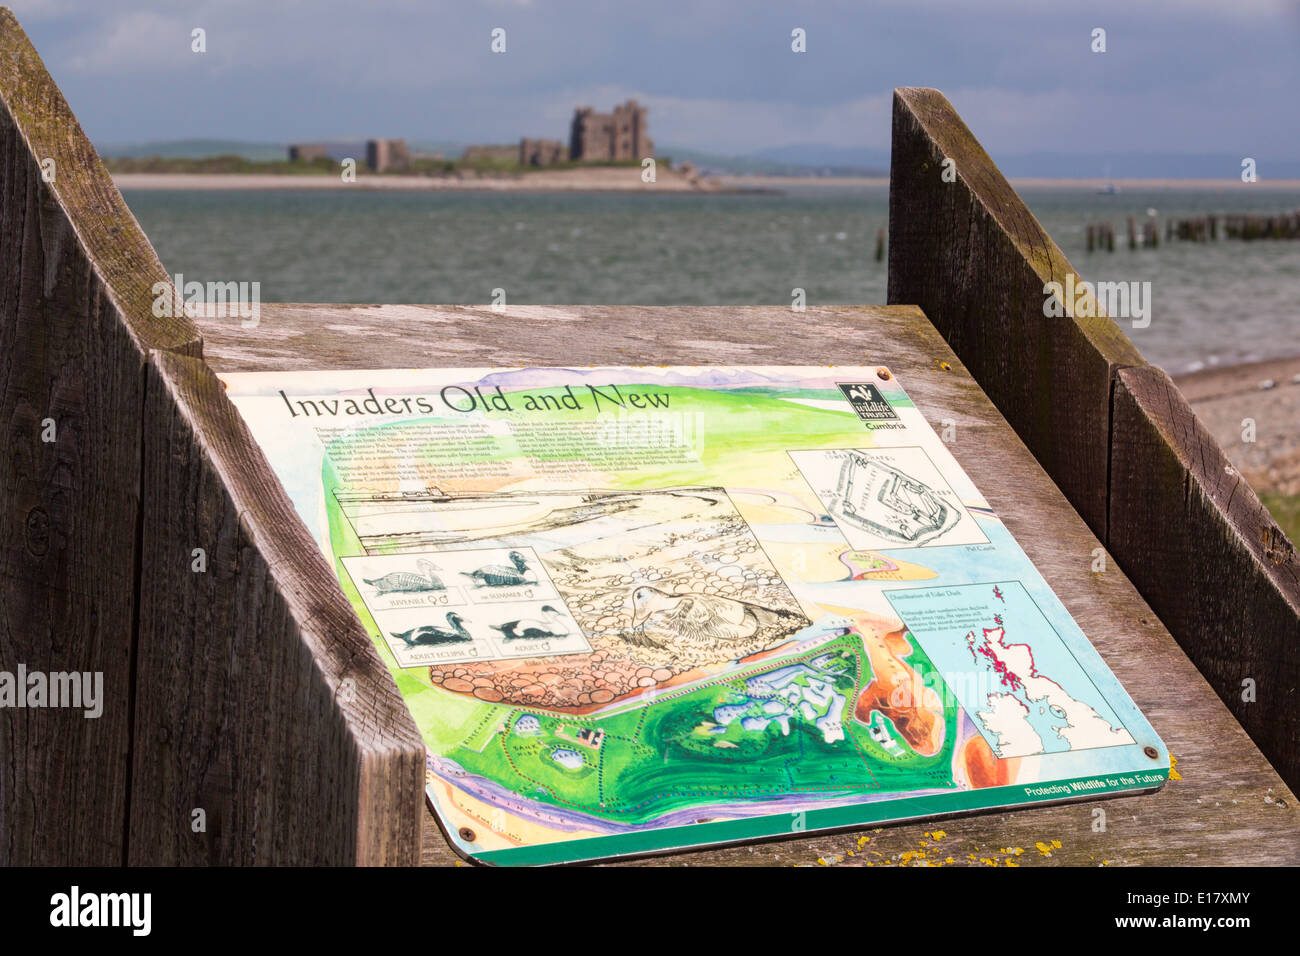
569 100 654 162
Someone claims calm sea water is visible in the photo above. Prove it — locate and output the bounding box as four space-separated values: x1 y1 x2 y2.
123 185 1299 374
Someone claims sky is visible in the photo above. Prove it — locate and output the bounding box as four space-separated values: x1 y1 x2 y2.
10 0 1300 167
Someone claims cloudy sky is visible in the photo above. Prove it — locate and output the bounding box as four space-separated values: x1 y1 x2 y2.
10 0 1300 164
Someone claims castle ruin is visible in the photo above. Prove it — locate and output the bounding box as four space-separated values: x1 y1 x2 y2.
520 138 566 167
569 100 653 163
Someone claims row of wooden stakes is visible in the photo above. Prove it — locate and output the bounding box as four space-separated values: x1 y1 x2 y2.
1086 211 1300 251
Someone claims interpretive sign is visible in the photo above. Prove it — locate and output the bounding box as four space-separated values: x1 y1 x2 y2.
222 365 1168 865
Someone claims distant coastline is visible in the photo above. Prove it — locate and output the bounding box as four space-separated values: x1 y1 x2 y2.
720 175 1300 191
113 171 1300 192
111 168 745 193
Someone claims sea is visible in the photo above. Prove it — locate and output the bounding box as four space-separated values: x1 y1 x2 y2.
122 185 1300 375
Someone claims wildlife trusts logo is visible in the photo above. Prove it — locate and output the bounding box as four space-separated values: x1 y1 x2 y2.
837 383 899 422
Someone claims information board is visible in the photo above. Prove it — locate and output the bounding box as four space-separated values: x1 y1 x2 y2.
223 365 1168 865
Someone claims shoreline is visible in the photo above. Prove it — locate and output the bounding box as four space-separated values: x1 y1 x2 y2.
1173 355 1300 402
1172 356 1300 538
111 169 750 193
112 171 1300 193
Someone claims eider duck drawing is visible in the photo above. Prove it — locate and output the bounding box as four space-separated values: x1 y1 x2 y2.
391 612 471 647
491 606 569 641
461 551 535 588
364 558 445 595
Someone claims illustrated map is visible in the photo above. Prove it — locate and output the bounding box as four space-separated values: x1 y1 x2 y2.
222 365 1169 865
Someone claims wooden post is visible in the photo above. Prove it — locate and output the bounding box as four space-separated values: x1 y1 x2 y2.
887 87 1146 536
131 354 425 864
0 8 424 864
1110 367 1300 788
0 8 200 864
886 86 1300 791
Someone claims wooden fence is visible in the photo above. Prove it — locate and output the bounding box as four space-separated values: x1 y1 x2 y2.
888 86 1300 793
0 8 423 866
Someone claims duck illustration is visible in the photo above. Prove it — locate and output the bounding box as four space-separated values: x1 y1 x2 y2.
460 551 535 588
629 585 800 647
364 558 445 595
391 612 471 647
491 606 570 642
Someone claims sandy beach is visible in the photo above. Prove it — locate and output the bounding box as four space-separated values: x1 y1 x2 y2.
1175 356 1300 543
112 166 729 192
1176 356 1300 495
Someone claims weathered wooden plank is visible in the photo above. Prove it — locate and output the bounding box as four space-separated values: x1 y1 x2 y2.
1110 365 1300 792
887 87 1146 538
196 302 929 370
130 351 424 864
0 8 200 864
198 305 1300 866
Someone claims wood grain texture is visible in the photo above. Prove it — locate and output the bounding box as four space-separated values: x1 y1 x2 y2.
0 8 200 864
131 351 424 864
1110 366 1300 793
886 87 1146 538
197 304 1299 866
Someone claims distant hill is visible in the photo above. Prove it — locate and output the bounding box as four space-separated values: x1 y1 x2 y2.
747 143 890 176
745 145 1300 180
96 139 289 161
980 151 1300 180
659 146 886 177
96 137 476 162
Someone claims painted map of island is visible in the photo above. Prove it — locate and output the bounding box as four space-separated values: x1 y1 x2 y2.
324 480 984 851
422 613 979 836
